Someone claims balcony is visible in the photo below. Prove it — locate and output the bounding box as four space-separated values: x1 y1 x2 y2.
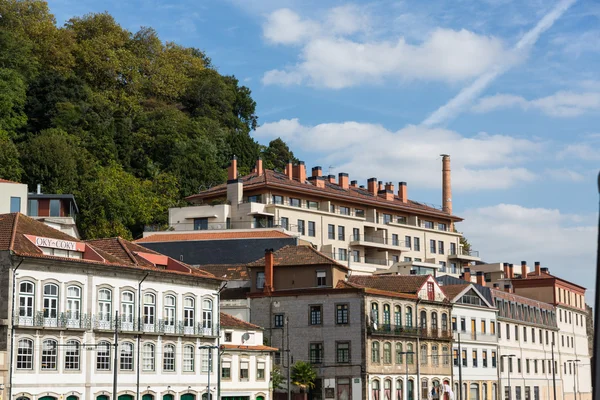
367 324 452 340
448 248 481 261
453 331 497 343
14 312 91 330
329 253 393 268
350 234 410 251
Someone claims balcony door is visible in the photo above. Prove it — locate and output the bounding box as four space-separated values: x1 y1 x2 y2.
427 282 434 301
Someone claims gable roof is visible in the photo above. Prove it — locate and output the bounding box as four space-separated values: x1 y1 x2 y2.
199 264 248 280
220 312 262 330
347 274 431 294
441 284 494 308
436 275 495 305
246 245 348 269
492 287 556 311
185 169 462 221
136 229 292 243
336 280 418 300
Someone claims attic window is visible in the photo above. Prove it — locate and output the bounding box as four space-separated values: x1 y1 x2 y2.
41 247 83 259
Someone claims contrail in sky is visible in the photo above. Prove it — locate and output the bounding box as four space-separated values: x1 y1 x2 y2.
422 0 576 127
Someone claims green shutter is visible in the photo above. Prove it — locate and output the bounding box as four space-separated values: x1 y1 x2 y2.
97 396 110 400
163 395 174 400
142 395 154 400
181 394 196 400
66 396 79 400
118 396 134 400
38 397 57 400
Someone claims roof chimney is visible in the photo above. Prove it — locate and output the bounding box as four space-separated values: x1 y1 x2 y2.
312 166 322 177
541 267 549 274
367 178 377 195
256 157 263 176
507 263 514 279
464 267 471 283
441 154 452 215
350 180 358 187
298 161 306 183
398 182 408 203
476 271 485 286
264 248 274 294
36 183 42 195
493 283 500 289
521 261 528 279
285 161 293 180
384 182 394 200
227 156 238 181
378 181 383 191
504 284 512 293
534 261 541 276
339 173 349 189
328 175 336 184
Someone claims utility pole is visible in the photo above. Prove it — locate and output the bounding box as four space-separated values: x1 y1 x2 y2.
136 273 148 400
286 316 291 400
551 341 557 400
113 311 119 400
457 333 462 400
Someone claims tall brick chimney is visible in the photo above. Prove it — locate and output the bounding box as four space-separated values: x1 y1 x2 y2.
464 267 471 282
504 284 512 293
398 182 408 203
263 248 274 294
507 264 514 279
312 166 322 177
339 173 349 189
534 261 541 276
368 178 377 195
378 181 383 191
328 175 336 184
521 261 528 279
256 157 263 176
298 161 306 183
227 156 238 181
350 180 358 188
476 271 485 286
285 161 293 180
441 154 452 215
383 182 394 200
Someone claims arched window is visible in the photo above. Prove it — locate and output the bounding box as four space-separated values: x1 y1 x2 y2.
421 379 428 400
96 341 111 371
384 379 392 400
407 380 414 400
396 342 404 364
470 383 480 400
43 284 59 325
163 344 175 371
431 312 438 331
66 286 81 326
98 288 112 326
183 344 195 372
164 295 176 332
442 346 450 366
420 344 428 365
120 342 134 370
18 281 35 323
420 310 427 330
432 345 439 366
405 307 413 327
121 291 135 330
371 341 380 363
17 338 34 369
441 313 448 331
383 342 392 364
395 305 402 327
492 384 497 400
142 343 155 371
184 296 195 332
202 299 213 332
454 384 459 400
406 343 414 364
462 383 467 400
143 293 156 328
41 339 57 370
372 379 380 400
383 304 391 327
396 379 403 400
483 383 488 400
64 339 80 370
371 303 379 325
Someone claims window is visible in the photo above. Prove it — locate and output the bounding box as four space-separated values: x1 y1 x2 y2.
336 342 350 363
491 321 496 335
356 208 365 218
516 387 522 400
481 320 486 334
163 344 175 371
339 206 350 215
443 346 450 366
201 348 211 372
424 221 434 229
506 323 510 339
414 237 420 251
28 199 38 216
405 306 413 327
256 272 265 289
450 242 457 255
330 204 335 213
66 286 81 323
120 342 134 370
224 332 232 342
383 342 392 363
310 305 322 325
184 296 195 329
290 198 301 207
307 201 319 210
371 303 379 325
338 248 347 261
395 306 402 327
432 345 439 366
310 342 324 363
492 352 497 368
328 224 335 239
440 313 448 332
240 361 249 379
431 312 438 331
452 317 457 331
121 291 135 328
392 234 399 246
257 361 266 379
43 283 58 322
371 341 380 363
183 345 194 372
422 379 429 400
338 226 345 240
274 314 284 328
438 223 447 231
383 304 391 327
164 295 176 329
462 350 467 367
17 338 34 369
49 199 60 216
142 343 155 371
19 281 35 319
523 327 527 342
40 339 58 370
221 361 231 379
336 304 349 324
298 219 305 234
247 195 261 203
98 288 112 323
143 293 156 327
406 343 414 364
421 344 428 365
372 380 381 400
482 351 488 368
420 310 427 330
438 241 444 255
308 221 316 237
472 350 478 367
396 342 404 364
470 384 480 400
202 299 213 331
534 360 538 374
439 261 447 271
461 318 466 332
280 217 289 230
272 195 283 204
430 240 436 253
96 341 111 371
9 196 21 213
65 340 80 370
453 349 459 366
194 218 208 230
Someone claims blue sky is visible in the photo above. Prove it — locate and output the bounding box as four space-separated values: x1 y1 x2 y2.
49 0 599 300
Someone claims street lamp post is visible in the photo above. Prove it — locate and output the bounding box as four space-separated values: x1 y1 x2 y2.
500 355 516 400
399 351 415 400
200 345 220 400
567 360 581 400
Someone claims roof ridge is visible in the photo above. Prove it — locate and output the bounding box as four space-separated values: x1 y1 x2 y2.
117 237 139 264
9 212 20 251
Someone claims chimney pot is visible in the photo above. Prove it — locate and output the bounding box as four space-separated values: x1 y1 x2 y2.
507 263 514 279
350 180 358 187
504 284 512 293
263 248 275 294
36 183 42 195
398 182 408 203
493 283 500 289
476 271 485 286
367 178 377 196
541 267 549 273
227 156 238 181
256 157 263 176
338 173 349 189
286 161 293 180
378 181 383 191
521 261 528 279
442 154 452 215
328 175 336 184
312 166 322 177
464 268 471 282
534 261 541 276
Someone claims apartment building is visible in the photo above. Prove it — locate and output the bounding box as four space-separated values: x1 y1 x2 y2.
27 186 80 238
169 155 479 276
0 213 230 400
0 178 27 214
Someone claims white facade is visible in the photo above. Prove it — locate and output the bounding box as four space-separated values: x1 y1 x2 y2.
0 180 27 214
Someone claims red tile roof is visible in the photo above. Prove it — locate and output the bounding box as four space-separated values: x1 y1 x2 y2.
347 275 430 294
220 312 262 330
0 178 23 184
440 284 471 300
521 270 586 290
185 169 462 221
136 229 291 243
246 245 347 269
336 280 418 300
220 344 278 352
199 264 248 280
491 288 555 311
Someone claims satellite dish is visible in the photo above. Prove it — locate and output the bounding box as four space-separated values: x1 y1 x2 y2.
241 333 250 343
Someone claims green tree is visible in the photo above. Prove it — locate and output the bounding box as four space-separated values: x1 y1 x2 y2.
271 365 285 390
0 131 23 181
0 68 28 134
262 137 298 172
460 236 471 253
290 361 317 393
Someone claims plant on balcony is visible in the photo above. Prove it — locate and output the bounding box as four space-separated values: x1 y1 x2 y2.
460 237 471 253
291 361 317 393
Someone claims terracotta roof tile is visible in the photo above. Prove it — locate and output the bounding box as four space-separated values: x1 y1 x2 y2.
491 288 555 311
440 284 471 300
246 245 347 269
185 169 462 221
336 280 418 300
199 264 248 280
347 275 430 294
521 270 586 290
136 230 291 243
0 178 23 184
220 312 262 330
220 344 278 352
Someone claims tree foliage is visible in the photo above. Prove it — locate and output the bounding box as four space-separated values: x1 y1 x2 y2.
0 0 296 239
291 361 317 393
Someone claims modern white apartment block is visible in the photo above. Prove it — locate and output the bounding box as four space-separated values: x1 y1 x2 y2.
0 213 231 400
169 155 480 276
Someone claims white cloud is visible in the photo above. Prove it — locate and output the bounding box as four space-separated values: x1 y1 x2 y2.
262 8 319 45
558 143 600 161
472 91 600 117
461 204 596 302
255 118 540 190
546 168 585 182
326 5 370 36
